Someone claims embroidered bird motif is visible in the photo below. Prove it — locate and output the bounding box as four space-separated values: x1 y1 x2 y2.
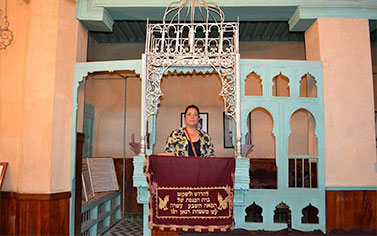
158 195 169 211
217 193 230 210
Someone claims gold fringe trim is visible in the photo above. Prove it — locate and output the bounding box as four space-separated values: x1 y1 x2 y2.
148 221 235 232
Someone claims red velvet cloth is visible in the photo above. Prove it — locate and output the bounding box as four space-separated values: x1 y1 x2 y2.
145 155 235 232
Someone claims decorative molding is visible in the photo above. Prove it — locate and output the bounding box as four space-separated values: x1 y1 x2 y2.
234 157 250 189
288 7 316 32
289 6 377 31
79 0 377 32
133 155 148 188
233 189 245 205
88 0 377 8
76 0 114 31
137 186 150 203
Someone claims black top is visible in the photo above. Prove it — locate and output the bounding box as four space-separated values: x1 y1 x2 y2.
188 140 201 157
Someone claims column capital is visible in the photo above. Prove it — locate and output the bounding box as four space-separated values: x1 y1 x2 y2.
76 0 114 32
289 5 377 31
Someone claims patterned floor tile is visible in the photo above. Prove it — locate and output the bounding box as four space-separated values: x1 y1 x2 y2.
103 219 143 236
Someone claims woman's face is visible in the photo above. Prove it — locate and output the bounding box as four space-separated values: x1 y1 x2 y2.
184 108 199 127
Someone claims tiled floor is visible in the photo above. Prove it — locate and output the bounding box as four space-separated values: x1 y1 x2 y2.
104 218 143 236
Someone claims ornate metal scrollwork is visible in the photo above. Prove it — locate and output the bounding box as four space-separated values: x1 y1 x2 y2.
0 0 14 50
145 0 239 119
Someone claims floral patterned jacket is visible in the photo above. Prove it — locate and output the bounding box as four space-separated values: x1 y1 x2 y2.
164 128 215 157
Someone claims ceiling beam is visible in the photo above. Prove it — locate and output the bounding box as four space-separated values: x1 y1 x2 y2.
78 0 377 33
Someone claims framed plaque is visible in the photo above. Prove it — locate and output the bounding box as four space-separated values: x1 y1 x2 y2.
87 158 119 193
82 159 95 201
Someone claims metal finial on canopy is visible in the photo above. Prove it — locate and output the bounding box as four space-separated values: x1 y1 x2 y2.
163 0 225 24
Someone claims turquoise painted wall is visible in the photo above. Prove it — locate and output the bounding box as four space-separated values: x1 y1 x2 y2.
235 59 325 232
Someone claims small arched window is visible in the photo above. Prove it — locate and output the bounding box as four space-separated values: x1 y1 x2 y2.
246 108 277 189
245 72 262 96
245 202 263 222
273 202 291 223
288 109 318 188
272 73 289 97
300 73 317 97
301 204 319 224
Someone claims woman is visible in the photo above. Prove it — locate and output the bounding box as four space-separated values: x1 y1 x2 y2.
164 105 215 157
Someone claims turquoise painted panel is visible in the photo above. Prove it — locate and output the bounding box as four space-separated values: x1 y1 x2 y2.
83 103 95 157
81 191 121 236
237 59 325 232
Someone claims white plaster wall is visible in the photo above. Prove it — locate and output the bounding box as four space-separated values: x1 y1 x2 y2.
77 77 142 159
125 78 142 158
91 79 126 158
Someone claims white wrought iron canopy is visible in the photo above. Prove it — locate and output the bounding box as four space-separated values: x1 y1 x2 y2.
142 0 241 155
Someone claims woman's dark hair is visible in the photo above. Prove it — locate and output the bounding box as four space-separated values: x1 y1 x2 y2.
184 104 200 116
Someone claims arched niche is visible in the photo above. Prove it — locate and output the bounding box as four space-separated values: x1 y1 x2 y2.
301 204 319 224
288 109 318 156
245 72 262 96
288 109 318 188
273 202 291 223
246 107 277 189
300 73 317 98
246 107 275 159
76 70 140 159
272 72 290 97
245 202 263 222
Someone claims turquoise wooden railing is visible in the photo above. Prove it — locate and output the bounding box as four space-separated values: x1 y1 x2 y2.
80 191 121 236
